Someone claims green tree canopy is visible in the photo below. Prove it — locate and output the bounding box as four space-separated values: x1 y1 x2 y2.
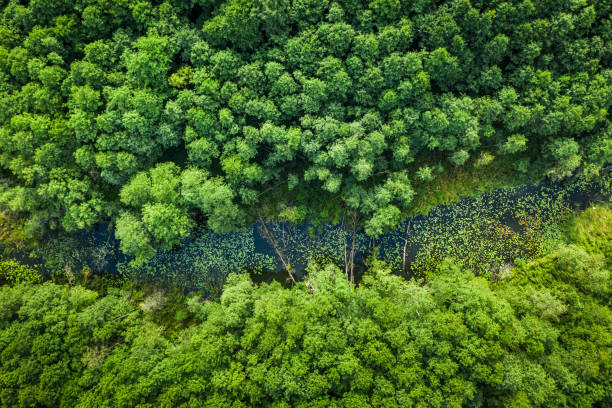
0 0 610 261
1 205 610 407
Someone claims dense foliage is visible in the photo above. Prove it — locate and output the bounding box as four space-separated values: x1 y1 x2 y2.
0 205 610 407
0 0 611 262
0 257 40 284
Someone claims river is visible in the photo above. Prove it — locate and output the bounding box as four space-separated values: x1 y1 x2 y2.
4 173 610 296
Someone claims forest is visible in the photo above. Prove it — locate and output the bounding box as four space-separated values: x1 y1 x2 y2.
0 204 610 407
0 0 611 407
0 0 611 261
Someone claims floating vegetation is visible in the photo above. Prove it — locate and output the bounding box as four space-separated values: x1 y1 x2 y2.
262 220 369 276
377 173 610 278
118 228 277 295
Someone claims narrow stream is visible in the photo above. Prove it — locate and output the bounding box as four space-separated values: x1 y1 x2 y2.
4 173 610 295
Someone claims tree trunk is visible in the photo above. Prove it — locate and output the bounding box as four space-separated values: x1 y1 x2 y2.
258 216 296 284
402 221 410 274
342 211 358 284
342 214 349 281
349 215 357 284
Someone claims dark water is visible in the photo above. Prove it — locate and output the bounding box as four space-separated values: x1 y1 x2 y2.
4 173 610 294
250 175 608 285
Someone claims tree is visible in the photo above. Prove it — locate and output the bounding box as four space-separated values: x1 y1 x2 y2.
1 203 611 407
426 47 460 92
0 282 136 407
115 211 155 263
0 0 610 258
124 34 173 90
547 138 582 180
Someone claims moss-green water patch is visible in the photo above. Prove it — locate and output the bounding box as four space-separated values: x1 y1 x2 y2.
410 161 526 216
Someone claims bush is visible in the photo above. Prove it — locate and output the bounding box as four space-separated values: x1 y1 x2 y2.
0 258 41 284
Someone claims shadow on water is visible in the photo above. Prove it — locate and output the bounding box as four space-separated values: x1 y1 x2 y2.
3 171 610 295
